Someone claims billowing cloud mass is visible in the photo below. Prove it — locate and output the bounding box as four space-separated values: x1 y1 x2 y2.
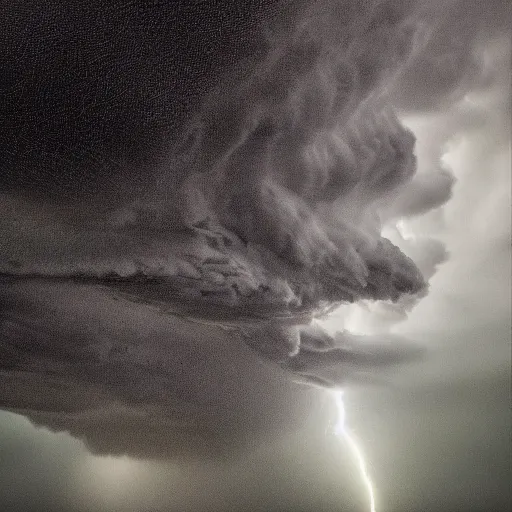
0 0 507 459
0 279 324 459
1 0 431 378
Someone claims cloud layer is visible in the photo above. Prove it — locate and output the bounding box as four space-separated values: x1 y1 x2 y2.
1 0 506 457
0 1 438 385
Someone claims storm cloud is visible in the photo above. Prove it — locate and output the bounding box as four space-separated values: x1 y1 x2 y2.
0 278 325 459
1 0 439 385
0 0 507 464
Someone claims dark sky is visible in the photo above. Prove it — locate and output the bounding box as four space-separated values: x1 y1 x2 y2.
0 1 510 511
0 0 286 203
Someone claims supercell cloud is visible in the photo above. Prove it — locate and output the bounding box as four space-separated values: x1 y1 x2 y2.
1 0 500 456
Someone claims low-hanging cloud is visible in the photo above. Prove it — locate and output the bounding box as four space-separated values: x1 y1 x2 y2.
0 279 325 459
1 0 502 442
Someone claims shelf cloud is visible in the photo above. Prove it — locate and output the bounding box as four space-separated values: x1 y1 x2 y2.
1 0 508 461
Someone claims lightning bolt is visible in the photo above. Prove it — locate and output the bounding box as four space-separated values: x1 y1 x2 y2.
332 390 376 512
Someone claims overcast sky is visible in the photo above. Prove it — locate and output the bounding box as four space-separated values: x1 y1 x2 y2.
0 1 510 512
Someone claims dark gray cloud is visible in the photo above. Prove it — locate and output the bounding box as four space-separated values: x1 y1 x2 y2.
243 322 424 387
1 1 429 313
0 278 324 459
0 0 439 392
0 0 286 203
0 0 508 470
390 0 511 111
